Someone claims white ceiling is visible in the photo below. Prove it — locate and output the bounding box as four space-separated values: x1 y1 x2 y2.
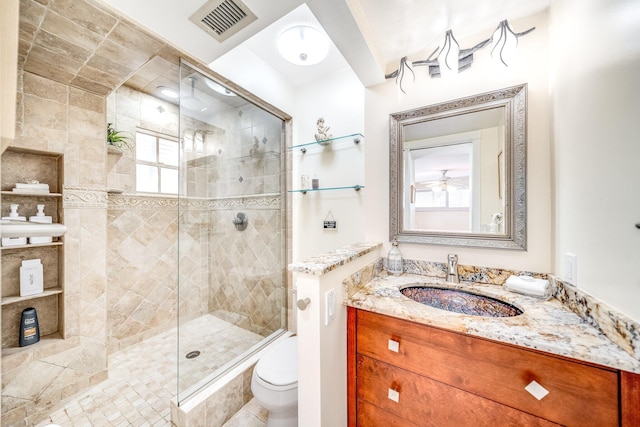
99 0 551 88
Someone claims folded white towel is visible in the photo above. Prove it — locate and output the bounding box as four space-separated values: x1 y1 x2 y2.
12 188 50 194
15 183 49 190
505 275 552 299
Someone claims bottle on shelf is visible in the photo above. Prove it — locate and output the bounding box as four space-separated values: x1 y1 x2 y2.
387 240 403 275
28 204 53 244
19 307 40 347
2 204 27 246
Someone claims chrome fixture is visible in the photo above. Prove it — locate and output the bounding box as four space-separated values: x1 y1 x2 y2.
385 19 535 92
446 254 459 284
232 212 248 231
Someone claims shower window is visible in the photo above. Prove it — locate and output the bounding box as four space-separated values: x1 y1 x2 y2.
135 129 179 194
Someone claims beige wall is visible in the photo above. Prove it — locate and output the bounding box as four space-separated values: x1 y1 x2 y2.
2 71 109 426
364 12 552 273
0 0 19 150
550 0 640 321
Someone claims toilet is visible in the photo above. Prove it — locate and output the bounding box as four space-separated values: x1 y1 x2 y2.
251 335 298 427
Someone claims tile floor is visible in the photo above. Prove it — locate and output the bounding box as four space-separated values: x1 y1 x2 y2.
34 315 266 427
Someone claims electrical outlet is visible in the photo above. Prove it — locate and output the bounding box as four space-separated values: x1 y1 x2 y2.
564 253 578 286
325 288 336 326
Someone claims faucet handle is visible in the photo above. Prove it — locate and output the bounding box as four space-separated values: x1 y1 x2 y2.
446 254 459 284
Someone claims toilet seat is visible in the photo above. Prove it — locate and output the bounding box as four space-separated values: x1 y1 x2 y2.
255 336 297 387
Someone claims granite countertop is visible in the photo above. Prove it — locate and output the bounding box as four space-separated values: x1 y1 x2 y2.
288 242 381 275
347 272 640 374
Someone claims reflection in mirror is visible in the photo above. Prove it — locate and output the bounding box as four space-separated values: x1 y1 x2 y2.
390 84 527 249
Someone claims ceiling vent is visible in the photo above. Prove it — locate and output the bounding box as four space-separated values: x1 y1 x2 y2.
189 0 257 43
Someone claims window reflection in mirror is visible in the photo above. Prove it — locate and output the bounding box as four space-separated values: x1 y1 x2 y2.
404 108 505 234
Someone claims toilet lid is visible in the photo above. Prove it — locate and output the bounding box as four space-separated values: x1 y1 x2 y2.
256 336 298 386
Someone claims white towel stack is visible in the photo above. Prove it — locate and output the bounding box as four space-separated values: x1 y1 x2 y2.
13 182 50 193
505 275 552 300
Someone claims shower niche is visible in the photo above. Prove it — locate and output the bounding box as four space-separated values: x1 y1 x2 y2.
1 148 65 351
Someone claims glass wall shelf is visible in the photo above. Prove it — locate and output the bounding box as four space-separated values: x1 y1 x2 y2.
288 185 364 194
288 133 364 153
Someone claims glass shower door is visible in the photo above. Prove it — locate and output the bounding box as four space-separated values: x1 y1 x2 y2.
176 61 287 403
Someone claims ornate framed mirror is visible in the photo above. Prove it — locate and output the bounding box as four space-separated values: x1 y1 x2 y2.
389 84 527 249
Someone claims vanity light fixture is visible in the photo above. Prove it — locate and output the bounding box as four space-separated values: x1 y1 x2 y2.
491 19 534 66
385 19 535 92
437 30 460 78
277 25 330 66
204 78 237 97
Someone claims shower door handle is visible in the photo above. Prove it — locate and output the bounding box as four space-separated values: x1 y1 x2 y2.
297 298 311 310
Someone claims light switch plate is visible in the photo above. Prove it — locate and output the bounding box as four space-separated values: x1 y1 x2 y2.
564 253 578 285
325 288 336 326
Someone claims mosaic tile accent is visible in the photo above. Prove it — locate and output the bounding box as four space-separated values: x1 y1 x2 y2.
289 242 382 275
63 185 108 208
108 193 281 211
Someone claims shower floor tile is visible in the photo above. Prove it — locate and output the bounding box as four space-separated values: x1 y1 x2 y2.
35 315 266 427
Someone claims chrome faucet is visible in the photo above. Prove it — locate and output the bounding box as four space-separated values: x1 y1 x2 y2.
446 254 459 284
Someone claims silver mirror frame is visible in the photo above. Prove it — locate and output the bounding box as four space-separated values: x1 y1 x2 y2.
389 84 527 250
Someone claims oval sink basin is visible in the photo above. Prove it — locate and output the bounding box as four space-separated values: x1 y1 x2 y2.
400 286 522 318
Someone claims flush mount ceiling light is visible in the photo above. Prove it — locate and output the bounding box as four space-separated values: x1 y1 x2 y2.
385 19 535 93
158 86 179 99
277 25 330 66
204 78 237 97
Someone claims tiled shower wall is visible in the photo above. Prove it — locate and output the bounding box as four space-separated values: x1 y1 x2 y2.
2 70 109 426
209 197 285 336
184 99 286 337
105 82 286 350
106 196 211 354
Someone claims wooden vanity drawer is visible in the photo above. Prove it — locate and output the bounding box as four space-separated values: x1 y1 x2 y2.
356 309 619 427
357 354 560 427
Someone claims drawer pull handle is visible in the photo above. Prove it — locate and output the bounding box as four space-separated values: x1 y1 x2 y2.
387 388 400 403
388 339 399 353
525 380 549 400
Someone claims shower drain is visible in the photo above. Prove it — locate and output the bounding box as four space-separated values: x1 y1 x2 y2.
185 350 201 359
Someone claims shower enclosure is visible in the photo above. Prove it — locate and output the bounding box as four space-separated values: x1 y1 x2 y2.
176 61 288 402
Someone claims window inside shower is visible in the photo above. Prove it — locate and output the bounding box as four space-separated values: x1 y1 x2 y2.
176 61 288 402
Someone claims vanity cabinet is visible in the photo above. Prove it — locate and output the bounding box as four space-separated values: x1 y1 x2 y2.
348 308 638 427
1 148 64 350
